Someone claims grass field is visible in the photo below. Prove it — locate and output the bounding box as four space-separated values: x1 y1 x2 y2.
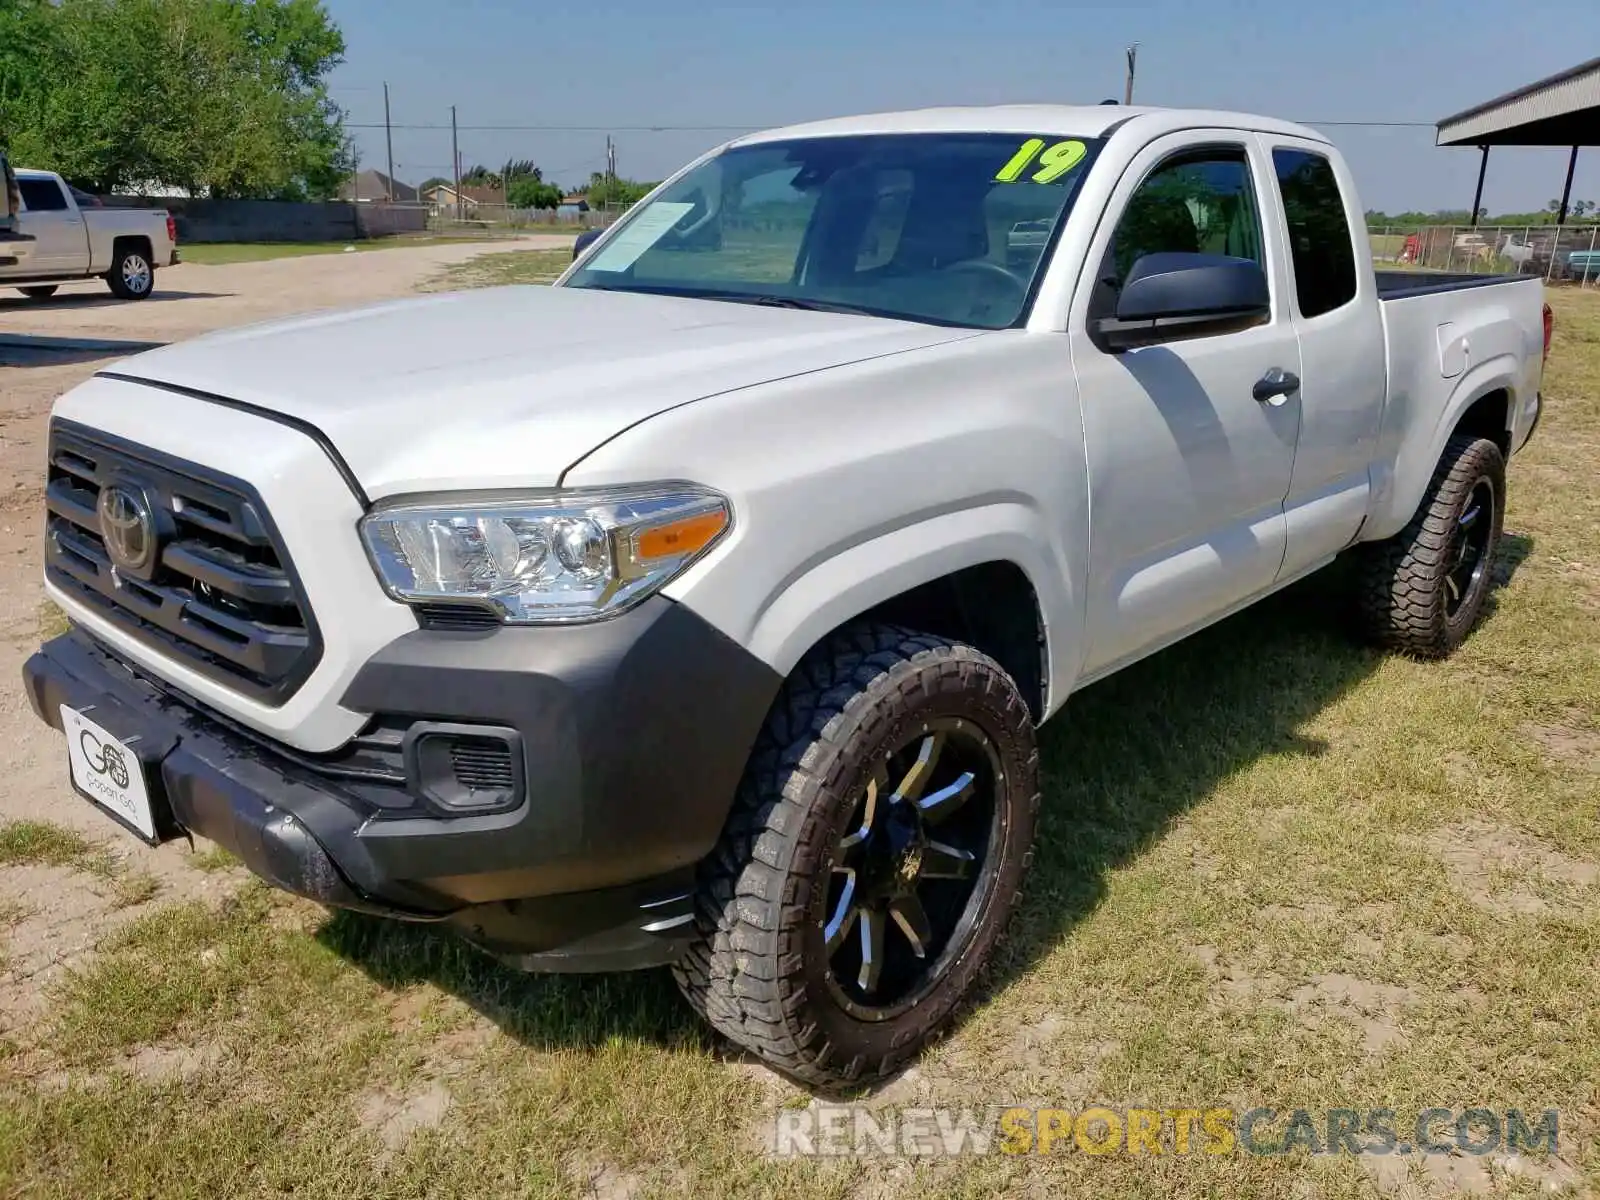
0 289 1595 1198
420 247 573 290
178 237 522 266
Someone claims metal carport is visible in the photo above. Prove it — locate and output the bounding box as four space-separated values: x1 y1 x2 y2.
1437 56 1600 227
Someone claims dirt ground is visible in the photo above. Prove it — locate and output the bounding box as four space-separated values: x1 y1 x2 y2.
0 237 569 1029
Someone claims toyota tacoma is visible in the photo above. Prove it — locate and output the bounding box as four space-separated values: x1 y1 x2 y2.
25 104 1550 1087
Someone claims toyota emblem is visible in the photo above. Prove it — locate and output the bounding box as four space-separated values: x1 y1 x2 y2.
97 485 158 575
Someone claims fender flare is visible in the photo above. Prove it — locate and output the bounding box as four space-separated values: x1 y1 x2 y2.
1366 354 1518 542
741 501 1077 713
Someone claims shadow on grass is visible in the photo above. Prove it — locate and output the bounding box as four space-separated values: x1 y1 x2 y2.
317 539 1532 1081
1490 530 1535 590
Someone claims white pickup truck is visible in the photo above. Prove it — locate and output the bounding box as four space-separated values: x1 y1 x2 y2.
2 169 176 300
25 105 1550 1087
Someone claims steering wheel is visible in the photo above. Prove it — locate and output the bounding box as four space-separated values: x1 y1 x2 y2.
939 258 1027 313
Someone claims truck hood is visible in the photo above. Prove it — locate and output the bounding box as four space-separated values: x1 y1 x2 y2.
106 285 977 499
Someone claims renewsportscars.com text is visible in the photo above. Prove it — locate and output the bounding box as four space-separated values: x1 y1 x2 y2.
773 1105 1560 1159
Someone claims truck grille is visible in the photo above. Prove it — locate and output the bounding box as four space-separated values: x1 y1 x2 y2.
43 419 320 702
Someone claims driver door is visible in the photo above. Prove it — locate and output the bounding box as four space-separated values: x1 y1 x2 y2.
1069 133 1302 678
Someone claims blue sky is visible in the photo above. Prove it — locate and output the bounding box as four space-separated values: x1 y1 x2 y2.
327 0 1599 217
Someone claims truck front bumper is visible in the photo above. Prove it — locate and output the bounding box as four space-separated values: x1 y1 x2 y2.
22 597 781 971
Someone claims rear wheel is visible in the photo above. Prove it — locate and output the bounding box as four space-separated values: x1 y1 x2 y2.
19 285 57 300
105 245 154 300
674 625 1040 1088
1356 433 1505 658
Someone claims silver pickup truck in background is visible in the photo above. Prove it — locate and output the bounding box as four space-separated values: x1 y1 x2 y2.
25 104 1551 1088
2 169 176 300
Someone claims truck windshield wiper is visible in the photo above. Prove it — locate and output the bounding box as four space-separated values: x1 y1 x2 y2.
738 294 884 317
610 285 891 318
573 281 971 328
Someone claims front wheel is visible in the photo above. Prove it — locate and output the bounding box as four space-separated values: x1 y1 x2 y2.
1356 433 1506 658
674 625 1040 1088
19 285 58 300
105 245 154 300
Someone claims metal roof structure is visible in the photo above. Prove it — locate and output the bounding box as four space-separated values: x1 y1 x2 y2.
1437 56 1600 147
1436 57 1600 225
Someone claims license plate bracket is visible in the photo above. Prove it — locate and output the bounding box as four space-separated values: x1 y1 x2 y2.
60 703 163 845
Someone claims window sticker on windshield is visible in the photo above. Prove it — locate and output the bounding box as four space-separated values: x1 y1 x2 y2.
994 139 1087 184
585 202 696 272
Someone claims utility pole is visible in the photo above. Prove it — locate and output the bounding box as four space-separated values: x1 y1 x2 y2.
451 105 461 222
607 135 616 183
383 82 395 201
1124 43 1139 106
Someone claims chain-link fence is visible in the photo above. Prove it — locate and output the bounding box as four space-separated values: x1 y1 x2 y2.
1369 224 1600 285
423 201 630 235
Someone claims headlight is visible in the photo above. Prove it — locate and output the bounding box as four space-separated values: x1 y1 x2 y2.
360 486 731 624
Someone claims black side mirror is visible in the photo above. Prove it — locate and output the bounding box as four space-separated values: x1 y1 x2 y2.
573 227 604 261
1096 252 1269 351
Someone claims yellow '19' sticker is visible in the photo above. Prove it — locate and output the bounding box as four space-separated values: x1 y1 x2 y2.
995 139 1088 184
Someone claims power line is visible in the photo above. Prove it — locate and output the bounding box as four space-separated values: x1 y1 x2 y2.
347 122 756 132
346 118 1443 133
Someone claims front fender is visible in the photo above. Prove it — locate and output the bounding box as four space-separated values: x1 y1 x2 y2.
731 501 1076 702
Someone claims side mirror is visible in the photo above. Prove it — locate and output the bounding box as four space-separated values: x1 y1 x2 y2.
1096 252 1269 350
573 227 604 261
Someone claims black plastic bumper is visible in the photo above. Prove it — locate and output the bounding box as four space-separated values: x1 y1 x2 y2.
22 597 782 970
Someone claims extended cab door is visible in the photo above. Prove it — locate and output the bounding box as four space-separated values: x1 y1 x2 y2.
1257 137 1388 579
16 175 89 275
1069 132 1302 678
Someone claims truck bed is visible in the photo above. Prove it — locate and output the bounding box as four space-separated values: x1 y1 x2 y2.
1374 270 1527 301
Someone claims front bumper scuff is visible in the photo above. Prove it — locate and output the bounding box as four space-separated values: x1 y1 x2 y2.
23 596 782 971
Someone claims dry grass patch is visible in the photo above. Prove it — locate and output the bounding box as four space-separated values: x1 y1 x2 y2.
421 248 572 292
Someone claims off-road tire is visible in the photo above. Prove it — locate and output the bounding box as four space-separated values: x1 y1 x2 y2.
19 285 57 299
1356 433 1505 658
105 245 154 300
673 624 1040 1089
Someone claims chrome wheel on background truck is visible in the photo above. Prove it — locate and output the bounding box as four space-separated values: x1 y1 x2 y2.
106 243 153 299
674 626 1041 1088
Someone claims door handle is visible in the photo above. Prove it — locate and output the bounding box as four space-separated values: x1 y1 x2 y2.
1253 368 1300 405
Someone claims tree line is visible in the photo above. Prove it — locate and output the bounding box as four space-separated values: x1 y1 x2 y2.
1366 200 1598 229
422 163 659 212
0 0 350 199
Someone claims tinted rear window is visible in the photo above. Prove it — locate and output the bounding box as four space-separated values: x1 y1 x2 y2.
18 177 68 212
1272 149 1356 318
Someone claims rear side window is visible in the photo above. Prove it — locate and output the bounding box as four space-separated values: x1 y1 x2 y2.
1272 149 1356 318
18 177 69 212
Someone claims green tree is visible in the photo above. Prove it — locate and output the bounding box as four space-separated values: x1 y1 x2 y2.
2 0 350 198
0 0 58 147
507 177 561 210
584 172 656 208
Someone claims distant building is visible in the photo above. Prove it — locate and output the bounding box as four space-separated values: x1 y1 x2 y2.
340 170 420 203
423 183 505 212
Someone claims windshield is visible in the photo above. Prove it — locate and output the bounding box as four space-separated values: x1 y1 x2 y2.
563 131 1102 329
